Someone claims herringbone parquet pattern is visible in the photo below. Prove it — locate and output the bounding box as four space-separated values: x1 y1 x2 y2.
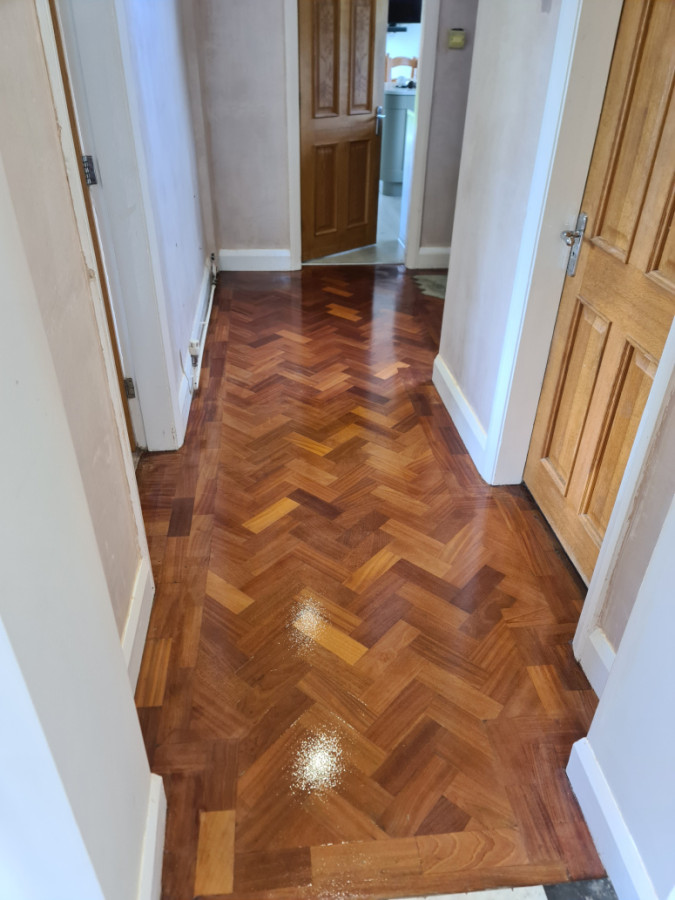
135 267 602 900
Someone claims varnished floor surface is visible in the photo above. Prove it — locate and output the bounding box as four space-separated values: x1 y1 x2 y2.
135 267 603 900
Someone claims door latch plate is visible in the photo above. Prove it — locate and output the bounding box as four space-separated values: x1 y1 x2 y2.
561 212 587 276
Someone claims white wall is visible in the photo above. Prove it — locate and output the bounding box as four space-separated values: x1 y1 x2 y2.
0 619 104 900
0 0 140 633
117 0 209 413
0 153 159 900
436 0 562 428
568 488 675 900
419 0 477 251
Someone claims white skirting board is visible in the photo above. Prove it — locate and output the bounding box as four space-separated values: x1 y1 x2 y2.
218 249 295 271
137 775 167 900
121 556 155 691
177 258 215 439
578 626 616 697
407 246 451 270
188 258 217 394
567 739 658 900
177 367 192 444
432 355 489 478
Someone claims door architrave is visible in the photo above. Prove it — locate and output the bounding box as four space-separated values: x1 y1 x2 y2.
403 0 440 269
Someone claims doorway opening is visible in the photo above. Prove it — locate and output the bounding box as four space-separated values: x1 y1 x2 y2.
301 0 426 266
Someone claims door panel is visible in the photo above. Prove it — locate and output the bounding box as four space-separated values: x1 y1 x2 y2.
580 344 656 539
315 144 339 234
543 301 609 492
347 139 371 225
349 0 374 113
299 0 386 261
525 0 675 583
314 0 340 116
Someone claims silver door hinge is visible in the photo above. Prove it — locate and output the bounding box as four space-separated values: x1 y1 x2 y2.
81 154 98 186
123 377 136 399
561 211 587 276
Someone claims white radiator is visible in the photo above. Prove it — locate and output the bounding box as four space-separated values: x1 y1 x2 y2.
189 254 217 392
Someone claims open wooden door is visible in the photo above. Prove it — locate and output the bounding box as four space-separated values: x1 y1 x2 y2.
299 0 387 261
524 1 675 583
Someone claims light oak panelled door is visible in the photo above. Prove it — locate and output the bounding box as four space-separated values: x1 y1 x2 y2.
299 0 387 261
525 0 675 584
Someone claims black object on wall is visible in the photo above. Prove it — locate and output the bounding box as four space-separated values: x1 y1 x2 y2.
388 0 422 25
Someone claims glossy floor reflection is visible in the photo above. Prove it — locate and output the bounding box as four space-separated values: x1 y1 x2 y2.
135 267 603 900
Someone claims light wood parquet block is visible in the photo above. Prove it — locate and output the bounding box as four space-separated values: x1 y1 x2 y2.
135 638 172 708
194 810 236 896
206 571 255 614
242 498 299 534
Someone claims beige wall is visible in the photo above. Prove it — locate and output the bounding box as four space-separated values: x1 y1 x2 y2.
420 0 477 249
195 0 291 251
437 0 561 427
190 0 467 258
0 0 139 632
180 0 217 254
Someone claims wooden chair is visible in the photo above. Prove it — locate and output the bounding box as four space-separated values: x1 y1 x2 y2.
385 54 418 82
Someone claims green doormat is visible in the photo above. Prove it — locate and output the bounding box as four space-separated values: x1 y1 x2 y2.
412 272 447 299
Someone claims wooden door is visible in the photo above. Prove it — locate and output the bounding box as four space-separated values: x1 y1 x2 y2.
299 0 387 261
525 0 675 584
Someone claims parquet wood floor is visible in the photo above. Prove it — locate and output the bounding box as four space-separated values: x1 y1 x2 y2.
135 266 603 900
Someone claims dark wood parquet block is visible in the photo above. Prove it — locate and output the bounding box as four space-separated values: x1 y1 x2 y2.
135 266 602 900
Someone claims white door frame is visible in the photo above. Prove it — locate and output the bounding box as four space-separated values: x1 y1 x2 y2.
283 0 440 268
403 0 441 269
284 0 303 270
573 321 675 695
35 0 155 688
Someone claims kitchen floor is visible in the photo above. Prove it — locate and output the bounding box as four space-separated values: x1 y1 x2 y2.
135 266 603 900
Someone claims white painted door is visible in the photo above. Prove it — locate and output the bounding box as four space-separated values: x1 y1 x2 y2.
53 0 147 446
